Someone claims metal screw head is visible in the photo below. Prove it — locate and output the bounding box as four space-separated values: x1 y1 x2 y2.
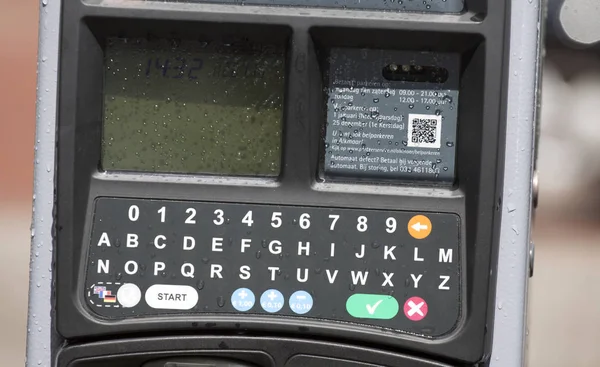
529 241 535 278
532 170 539 209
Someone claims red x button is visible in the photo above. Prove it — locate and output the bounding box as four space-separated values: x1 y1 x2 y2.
404 296 428 321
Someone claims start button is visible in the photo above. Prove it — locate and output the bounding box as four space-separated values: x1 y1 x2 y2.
145 284 199 310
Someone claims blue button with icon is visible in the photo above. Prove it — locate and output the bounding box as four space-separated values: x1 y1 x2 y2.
231 288 255 312
260 289 284 313
289 290 314 315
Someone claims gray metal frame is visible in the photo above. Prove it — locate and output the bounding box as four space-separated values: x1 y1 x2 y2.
490 0 541 365
27 0 541 366
27 1 62 367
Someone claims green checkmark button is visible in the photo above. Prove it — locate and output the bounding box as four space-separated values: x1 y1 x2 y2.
346 294 399 320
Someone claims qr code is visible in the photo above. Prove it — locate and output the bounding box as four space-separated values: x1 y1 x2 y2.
407 114 443 149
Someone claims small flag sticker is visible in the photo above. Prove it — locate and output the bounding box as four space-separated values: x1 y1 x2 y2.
104 294 117 303
93 286 106 295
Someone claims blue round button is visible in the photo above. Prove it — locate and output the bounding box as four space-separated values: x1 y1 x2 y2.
231 288 255 312
289 290 314 315
260 289 285 313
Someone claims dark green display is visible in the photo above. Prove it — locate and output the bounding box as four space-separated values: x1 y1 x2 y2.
102 38 285 176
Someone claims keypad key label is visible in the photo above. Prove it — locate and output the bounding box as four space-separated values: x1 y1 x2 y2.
231 288 255 312
289 290 313 315
116 283 142 308
404 296 428 321
145 284 199 310
260 289 284 313
408 215 432 240
346 294 399 320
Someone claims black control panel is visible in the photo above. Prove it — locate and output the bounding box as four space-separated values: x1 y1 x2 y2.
86 198 460 336
55 0 510 365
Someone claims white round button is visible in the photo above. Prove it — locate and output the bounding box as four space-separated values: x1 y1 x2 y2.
116 283 142 308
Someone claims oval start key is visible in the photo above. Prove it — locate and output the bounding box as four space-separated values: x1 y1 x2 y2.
145 284 199 310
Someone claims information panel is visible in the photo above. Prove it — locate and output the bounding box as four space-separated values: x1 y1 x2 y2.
323 48 460 184
85 198 461 337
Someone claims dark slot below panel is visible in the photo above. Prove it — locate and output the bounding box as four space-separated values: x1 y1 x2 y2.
57 336 456 367
144 0 467 14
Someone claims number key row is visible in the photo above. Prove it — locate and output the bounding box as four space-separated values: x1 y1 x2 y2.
125 204 424 235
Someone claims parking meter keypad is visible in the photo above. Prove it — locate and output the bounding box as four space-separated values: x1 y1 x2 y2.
84 197 461 337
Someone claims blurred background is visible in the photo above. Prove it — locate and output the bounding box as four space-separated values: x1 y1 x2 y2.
2 1 600 366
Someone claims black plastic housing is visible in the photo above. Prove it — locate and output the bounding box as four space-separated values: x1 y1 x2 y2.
55 0 511 365
57 336 456 367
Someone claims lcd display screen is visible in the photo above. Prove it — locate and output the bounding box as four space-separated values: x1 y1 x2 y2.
101 38 286 176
